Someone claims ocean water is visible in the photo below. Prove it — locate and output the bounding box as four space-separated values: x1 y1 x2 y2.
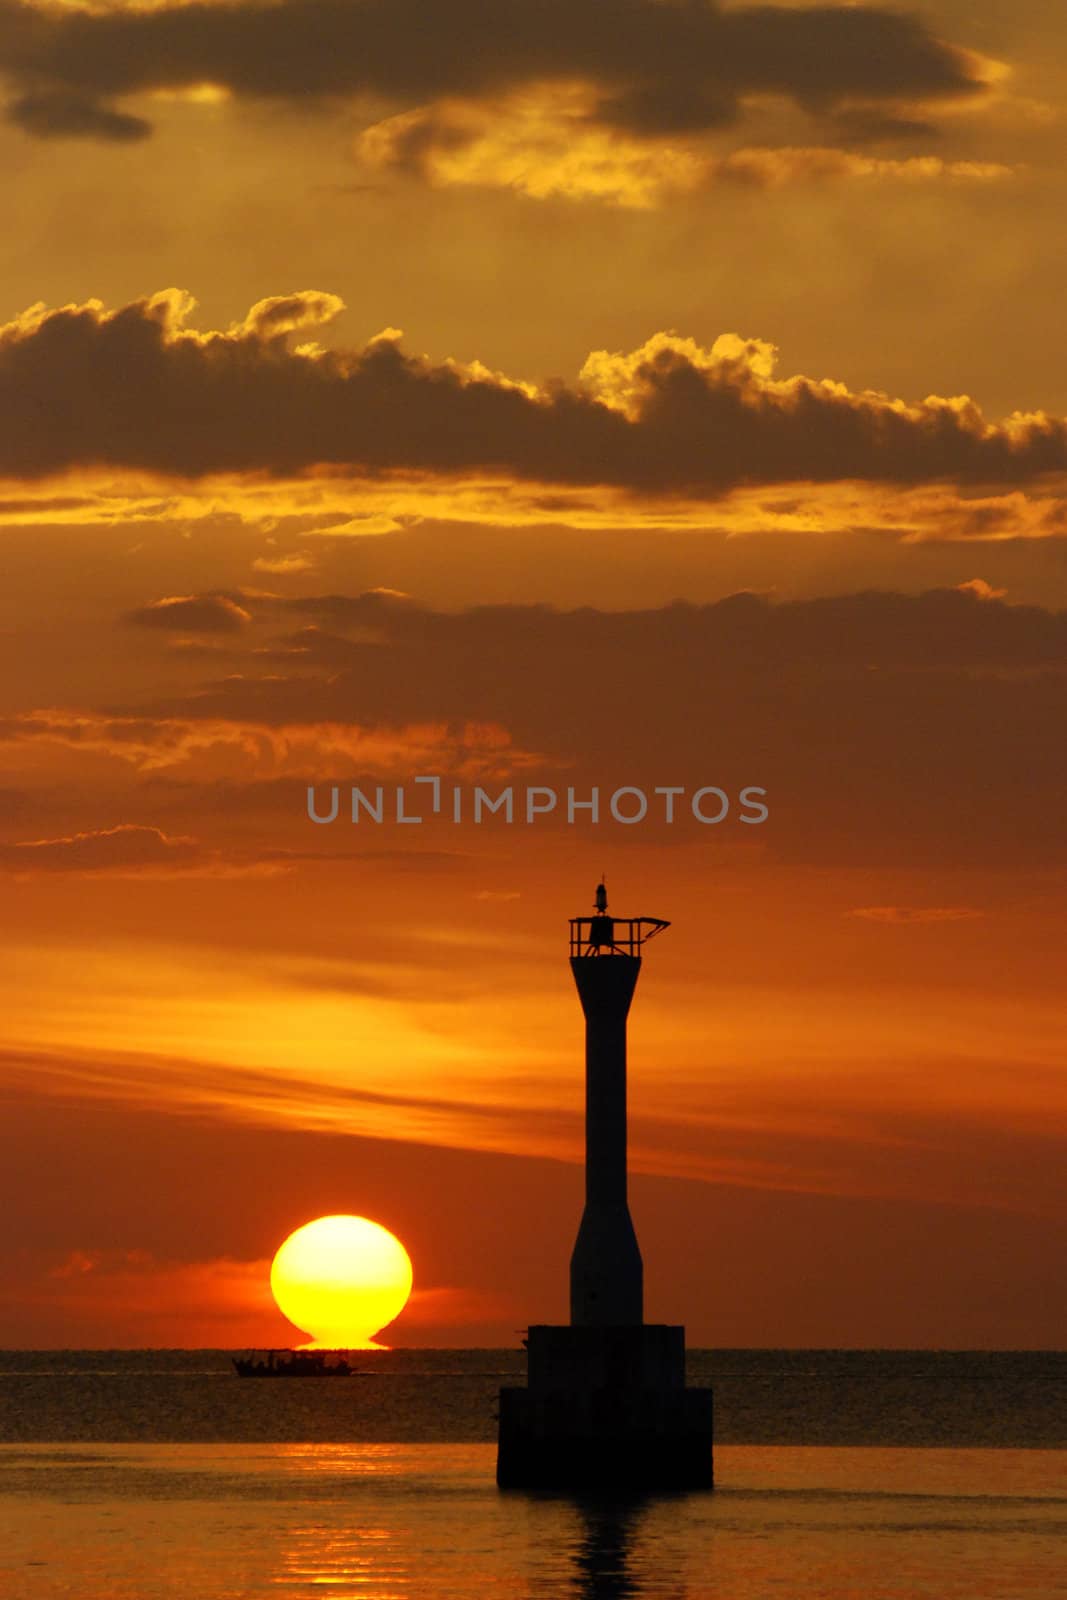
1 1351 1065 1599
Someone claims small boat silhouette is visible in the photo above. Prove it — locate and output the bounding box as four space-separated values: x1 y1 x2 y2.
233 1349 354 1377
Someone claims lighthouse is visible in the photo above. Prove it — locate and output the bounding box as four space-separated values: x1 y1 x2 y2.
496 884 714 1490
569 881 666 1327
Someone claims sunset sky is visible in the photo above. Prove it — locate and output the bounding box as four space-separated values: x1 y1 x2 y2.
2 0 1066 1350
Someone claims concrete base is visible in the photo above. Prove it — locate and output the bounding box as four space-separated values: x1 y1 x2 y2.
496 1325 714 1490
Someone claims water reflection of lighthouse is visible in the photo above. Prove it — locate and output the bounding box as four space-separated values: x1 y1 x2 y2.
497 883 713 1490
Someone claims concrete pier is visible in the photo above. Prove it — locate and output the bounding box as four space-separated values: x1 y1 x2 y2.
496 887 713 1491
497 1325 713 1489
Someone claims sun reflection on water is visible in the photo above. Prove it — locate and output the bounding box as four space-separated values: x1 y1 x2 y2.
273 1522 408 1597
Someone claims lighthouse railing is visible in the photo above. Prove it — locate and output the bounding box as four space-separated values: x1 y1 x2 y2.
569 916 670 957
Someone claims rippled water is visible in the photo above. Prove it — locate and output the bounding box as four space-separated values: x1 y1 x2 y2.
1 1443 1065 1599
0 1352 1064 1599
2 1349 1064 1445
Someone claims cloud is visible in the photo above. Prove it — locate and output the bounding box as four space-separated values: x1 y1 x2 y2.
17 1244 512 1347
0 0 993 149
229 291 345 342
250 554 315 576
32 578 1067 680
124 593 253 632
0 822 302 877
0 494 95 515
0 815 452 877
397 1283 518 1329
848 906 986 925
828 106 939 144
0 704 546 780
7 587 1067 872
263 584 1067 669
0 1037 584 1171
358 92 713 208
103 585 1067 870
9 1247 283 1346
956 577 1007 600
7 86 150 140
4 1074 1066 1349
0 822 202 873
3 292 1067 498
710 145 1012 189
267 587 415 629
359 98 1012 206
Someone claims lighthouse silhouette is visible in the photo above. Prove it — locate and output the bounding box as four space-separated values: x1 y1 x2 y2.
496 883 714 1490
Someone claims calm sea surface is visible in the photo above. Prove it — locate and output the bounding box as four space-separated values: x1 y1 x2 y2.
1 1350 1064 1599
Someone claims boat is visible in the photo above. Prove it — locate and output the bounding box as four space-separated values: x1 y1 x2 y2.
232 1348 354 1377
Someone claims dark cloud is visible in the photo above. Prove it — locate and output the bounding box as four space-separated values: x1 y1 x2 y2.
112 585 1067 870
124 594 253 633
0 495 98 515
2 292 1065 493
7 87 149 141
268 585 1067 669
272 588 414 630
0 0 990 142
6 587 1067 868
583 80 740 138
828 106 938 144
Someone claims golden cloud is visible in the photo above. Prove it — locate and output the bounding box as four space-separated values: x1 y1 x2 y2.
0 706 548 781
125 593 253 631
359 95 1013 206
358 89 710 208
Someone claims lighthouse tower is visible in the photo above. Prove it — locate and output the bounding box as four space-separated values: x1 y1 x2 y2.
496 884 714 1490
569 881 666 1327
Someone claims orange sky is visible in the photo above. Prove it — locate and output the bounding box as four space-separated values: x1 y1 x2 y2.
1 0 1066 1348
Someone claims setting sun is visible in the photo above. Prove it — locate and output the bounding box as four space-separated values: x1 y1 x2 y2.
270 1215 413 1349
